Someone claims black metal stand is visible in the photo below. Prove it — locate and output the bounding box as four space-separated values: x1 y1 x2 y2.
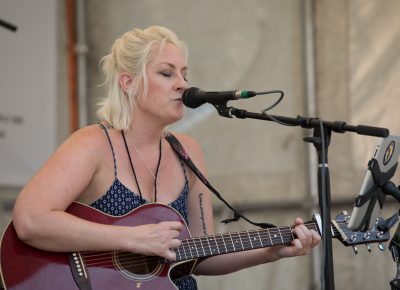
380 183 400 290
389 221 400 290
306 126 335 290
212 104 389 290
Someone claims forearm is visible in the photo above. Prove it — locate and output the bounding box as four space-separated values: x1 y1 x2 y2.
13 210 134 253
194 247 282 276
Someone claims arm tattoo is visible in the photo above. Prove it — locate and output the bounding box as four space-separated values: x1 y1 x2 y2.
198 193 207 235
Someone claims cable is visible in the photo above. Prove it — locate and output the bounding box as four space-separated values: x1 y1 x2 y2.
260 90 298 127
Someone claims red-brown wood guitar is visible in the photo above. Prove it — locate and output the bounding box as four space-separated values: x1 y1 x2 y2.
0 202 390 289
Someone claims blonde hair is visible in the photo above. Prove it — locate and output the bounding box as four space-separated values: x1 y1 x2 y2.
97 26 188 131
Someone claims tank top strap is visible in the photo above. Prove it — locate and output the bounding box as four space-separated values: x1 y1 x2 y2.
98 123 118 178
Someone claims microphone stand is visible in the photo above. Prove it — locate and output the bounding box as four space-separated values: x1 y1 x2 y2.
213 104 389 290
380 182 400 290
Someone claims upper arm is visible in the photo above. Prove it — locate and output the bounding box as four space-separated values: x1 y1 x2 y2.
172 133 215 237
13 126 103 222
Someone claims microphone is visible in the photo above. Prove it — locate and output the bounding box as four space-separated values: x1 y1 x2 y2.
182 87 257 109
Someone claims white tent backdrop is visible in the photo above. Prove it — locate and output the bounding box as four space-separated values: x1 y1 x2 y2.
0 0 57 186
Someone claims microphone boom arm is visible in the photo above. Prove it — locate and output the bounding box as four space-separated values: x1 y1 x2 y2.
214 104 389 138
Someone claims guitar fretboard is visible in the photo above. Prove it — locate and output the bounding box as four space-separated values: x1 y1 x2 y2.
175 222 319 261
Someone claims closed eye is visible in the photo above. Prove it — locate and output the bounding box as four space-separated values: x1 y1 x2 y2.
160 72 172 78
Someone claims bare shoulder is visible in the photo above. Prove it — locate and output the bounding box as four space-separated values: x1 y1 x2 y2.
59 124 107 156
45 124 111 174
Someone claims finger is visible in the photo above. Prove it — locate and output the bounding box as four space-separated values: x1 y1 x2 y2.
170 238 182 248
165 221 183 231
168 229 181 239
292 238 303 250
311 230 321 247
293 225 311 253
165 249 177 261
294 217 304 226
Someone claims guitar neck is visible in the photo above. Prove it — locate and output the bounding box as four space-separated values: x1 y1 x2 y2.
175 222 320 261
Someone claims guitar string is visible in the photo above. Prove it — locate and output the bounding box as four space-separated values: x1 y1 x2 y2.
81 228 303 267
80 221 355 263
79 223 374 266
80 222 364 269
81 231 338 269
80 226 355 266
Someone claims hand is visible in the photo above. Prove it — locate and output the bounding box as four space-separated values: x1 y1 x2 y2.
133 221 183 261
271 218 321 259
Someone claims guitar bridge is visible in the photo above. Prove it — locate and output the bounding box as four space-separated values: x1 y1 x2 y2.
69 252 92 290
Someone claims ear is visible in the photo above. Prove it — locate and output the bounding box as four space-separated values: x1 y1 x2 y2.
118 72 134 94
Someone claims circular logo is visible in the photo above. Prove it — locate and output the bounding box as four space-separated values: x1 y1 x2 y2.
383 141 395 165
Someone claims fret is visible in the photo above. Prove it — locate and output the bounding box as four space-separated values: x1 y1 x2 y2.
257 230 264 247
266 228 275 246
182 240 192 259
229 232 236 252
249 231 262 248
207 235 219 255
177 241 187 261
190 238 199 258
269 228 283 245
220 234 228 253
265 228 274 246
289 226 295 244
223 233 235 252
182 240 189 260
213 235 220 255
205 235 213 256
213 235 222 254
200 236 212 257
238 231 251 251
175 247 182 261
231 232 244 251
247 232 254 249
277 227 284 244
195 237 206 257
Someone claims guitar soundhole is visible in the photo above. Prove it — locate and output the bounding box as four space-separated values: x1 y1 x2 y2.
113 252 163 281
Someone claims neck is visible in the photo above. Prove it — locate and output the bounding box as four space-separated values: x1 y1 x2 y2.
126 114 166 149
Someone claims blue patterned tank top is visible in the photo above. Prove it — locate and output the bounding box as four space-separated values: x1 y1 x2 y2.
90 124 198 290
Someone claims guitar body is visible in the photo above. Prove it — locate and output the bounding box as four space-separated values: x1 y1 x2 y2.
0 202 196 290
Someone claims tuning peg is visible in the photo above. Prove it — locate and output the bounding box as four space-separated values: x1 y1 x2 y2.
366 243 371 252
352 245 358 254
379 243 386 251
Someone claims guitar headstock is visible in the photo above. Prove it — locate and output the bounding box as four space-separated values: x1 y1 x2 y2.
331 211 390 253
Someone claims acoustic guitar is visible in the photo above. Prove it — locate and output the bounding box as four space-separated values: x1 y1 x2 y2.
0 202 390 290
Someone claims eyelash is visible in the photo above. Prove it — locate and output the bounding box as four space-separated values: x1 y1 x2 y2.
160 72 171 77
160 72 188 82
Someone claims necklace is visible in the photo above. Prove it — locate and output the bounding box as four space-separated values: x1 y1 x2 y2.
131 140 161 180
121 131 162 203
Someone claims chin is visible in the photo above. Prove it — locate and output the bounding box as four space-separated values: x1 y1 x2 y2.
163 111 184 126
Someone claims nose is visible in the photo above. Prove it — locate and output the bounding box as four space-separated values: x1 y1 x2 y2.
175 74 188 93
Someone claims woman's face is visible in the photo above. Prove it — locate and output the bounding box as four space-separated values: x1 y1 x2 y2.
136 42 188 125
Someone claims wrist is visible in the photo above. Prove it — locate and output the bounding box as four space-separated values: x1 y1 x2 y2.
264 246 284 263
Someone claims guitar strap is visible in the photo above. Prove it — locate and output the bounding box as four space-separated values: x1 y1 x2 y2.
165 132 276 229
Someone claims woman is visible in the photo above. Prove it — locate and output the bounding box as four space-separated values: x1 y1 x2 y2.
12 26 320 289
